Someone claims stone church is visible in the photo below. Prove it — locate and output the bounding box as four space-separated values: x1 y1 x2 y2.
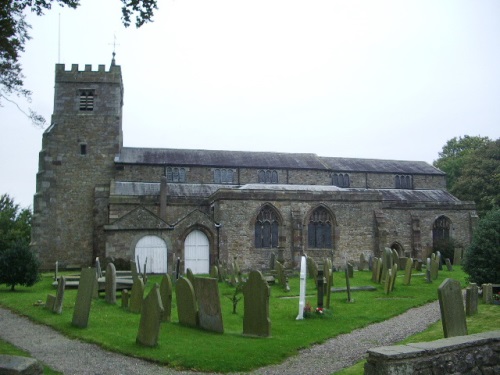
31 61 477 274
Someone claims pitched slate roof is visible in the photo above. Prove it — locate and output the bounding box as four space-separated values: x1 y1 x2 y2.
320 157 444 175
116 147 327 169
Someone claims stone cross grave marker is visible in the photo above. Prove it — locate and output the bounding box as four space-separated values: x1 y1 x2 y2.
105 262 117 304
53 276 66 314
403 257 413 286
136 283 164 347
72 267 97 328
176 277 198 328
438 278 468 338
465 283 478 316
194 277 224 333
129 277 145 314
243 270 271 337
160 274 172 322
296 256 307 320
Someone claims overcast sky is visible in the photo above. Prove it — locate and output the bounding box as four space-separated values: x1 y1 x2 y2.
1 0 499 209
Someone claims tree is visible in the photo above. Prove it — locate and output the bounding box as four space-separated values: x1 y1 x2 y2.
0 239 40 291
462 208 500 285
433 135 491 189
0 194 32 252
1 0 158 126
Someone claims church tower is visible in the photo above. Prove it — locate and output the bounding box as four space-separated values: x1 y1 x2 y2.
32 61 123 269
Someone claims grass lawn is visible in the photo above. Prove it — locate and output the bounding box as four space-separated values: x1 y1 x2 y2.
0 266 475 373
0 338 62 375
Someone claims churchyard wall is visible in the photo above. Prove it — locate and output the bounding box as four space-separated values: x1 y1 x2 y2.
365 331 500 375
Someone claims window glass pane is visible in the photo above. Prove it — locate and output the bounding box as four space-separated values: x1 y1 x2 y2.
266 170 271 183
308 222 316 247
258 170 265 183
179 168 185 182
271 221 279 247
227 169 234 184
345 174 350 187
271 170 278 184
214 169 221 183
263 222 271 248
173 168 179 182
167 168 173 182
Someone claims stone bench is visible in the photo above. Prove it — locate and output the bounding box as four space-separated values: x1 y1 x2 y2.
0 355 43 374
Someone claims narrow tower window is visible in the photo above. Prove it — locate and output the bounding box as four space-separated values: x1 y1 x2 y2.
80 143 87 155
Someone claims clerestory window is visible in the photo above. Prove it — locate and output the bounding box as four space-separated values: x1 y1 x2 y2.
166 167 186 183
258 169 278 184
395 175 412 189
332 173 350 188
214 169 234 184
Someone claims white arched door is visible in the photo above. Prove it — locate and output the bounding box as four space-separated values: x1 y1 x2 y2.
184 230 209 274
135 235 168 274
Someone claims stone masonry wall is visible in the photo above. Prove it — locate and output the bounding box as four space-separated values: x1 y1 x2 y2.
364 331 500 375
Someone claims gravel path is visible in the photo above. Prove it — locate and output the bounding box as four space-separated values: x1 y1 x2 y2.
0 301 441 375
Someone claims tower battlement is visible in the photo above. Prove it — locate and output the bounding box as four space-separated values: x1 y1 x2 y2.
55 63 122 84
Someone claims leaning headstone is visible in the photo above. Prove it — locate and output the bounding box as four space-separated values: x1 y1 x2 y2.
53 276 66 314
465 283 478 316
482 283 493 304
136 283 164 347
95 257 102 278
105 262 117 304
130 260 139 282
129 277 145 314
194 277 224 333
296 256 307 320
159 274 173 322
176 277 198 328
391 249 399 270
72 267 97 328
403 257 413 286
243 271 271 337
122 289 130 309
437 278 468 338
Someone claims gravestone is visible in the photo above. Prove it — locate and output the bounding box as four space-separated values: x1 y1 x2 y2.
437 278 468 338
398 256 408 271
391 249 399 270
243 271 271 337
465 283 478 316
72 267 97 328
130 260 139 282
0 355 43 375
159 274 172 322
403 257 413 286
317 270 324 308
389 263 398 292
347 263 354 278
95 257 102 278
384 269 392 295
175 257 181 280
45 294 56 311
415 259 423 272
426 258 432 283
482 283 493 304
275 261 286 286
186 268 195 285
210 265 219 280
345 266 353 302
430 255 439 280
368 254 373 271
105 262 117 304
53 276 66 314
437 251 443 271
381 248 393 282
176 277 198 327
129 277 145 314
122 289 129 309
324 258 332 309
136 283 164 347
359 253 367 271
194 277 224 333
307 256 318 281
296 256 307 320
269 253 276 270
445 258 453 271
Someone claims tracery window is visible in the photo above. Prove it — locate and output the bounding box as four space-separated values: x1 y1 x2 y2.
79 90 94 111
255 205 279 248
258 170 278 184
308 207 333 249
395 175 412 189
433 216 451 242
332 173 350 187
214 169 234 184
166 167 186 182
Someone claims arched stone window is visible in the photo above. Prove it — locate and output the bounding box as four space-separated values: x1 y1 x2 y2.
308 207 333 248
258 169 278 184
433 216 451 242
395 175 412 189
166 167 186 182
332 173 350 187
214 168 234 184
255 205 280 248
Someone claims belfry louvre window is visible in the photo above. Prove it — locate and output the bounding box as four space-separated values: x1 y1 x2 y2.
166 167 186 182
79 90 94 111
332 173 350 187
395 175 412 189
258 169 278 184
308 207 333 249
214 169 234 184
255 205 279 248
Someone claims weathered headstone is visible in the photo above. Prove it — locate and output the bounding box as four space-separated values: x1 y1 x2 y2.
269 252 276 270
136 283 164 347
122 289 129 309
359 253 367 271
430 256 439 280
296 256 307 320
275 261 286 286
381 248 393 282
186 268 195 285
159 274 172 322
317 270 324 308
437 278 468 338
345 266 353 302
426 258 432 283
175 257 181 280
130 260 139 282
436 251 443 271
415 259 423 272
176 277 198 327
482 283 493 304
389 263 398 292
243 271 271 337
403 257 413 286
465 283 478 316
391 249 399 270
453 247 463 265
307 256 318 281
445 258 453 272
209 265 219 280
194 277 224 333
398 256 408 271
105 262 117 304
95 257 102 278
324 258 332 309
45 294 56 311
129 277 145 314
53 276 66 314
72 267 97 328
347 262 354 278
384 269 392 295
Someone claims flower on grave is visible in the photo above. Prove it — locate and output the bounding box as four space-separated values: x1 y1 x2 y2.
494 292 500 301
315 307 324 314
304 301 312 314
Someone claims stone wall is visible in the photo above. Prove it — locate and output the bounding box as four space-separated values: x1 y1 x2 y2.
364 331 500 375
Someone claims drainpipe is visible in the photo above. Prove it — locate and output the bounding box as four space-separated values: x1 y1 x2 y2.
160 175 167 221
